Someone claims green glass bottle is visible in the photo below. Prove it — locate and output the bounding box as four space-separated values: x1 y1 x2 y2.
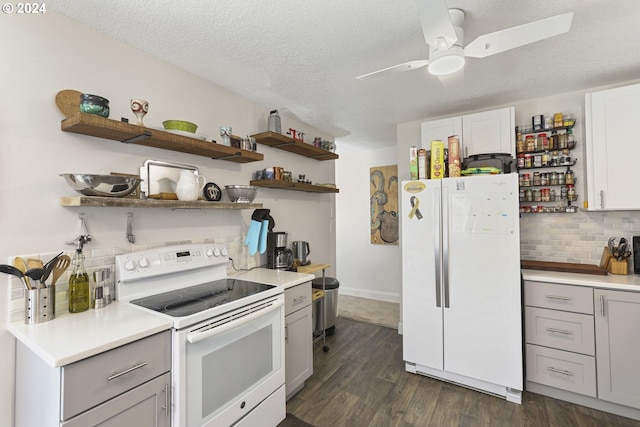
68 249 90 313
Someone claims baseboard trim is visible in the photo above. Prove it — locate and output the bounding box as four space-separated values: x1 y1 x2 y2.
338 287 400 303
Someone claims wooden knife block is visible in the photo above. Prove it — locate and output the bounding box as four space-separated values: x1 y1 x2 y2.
601 246 628 275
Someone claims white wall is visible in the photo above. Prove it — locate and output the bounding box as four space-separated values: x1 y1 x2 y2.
335 147 401 302
1 12 336 426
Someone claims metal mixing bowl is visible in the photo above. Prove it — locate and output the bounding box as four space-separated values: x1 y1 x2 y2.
224 185 257 203
61 174 141 197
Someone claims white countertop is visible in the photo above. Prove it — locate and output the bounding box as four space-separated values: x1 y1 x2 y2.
230 267 315 289
8 302 172 368
523 269 640 292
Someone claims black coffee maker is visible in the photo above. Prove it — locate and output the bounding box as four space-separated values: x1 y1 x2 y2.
267 231 294 270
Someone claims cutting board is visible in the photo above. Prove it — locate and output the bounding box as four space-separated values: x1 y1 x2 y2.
55 89 82 117
149 193 178 200
521 260 608 275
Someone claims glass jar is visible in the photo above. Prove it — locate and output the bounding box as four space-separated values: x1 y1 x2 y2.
559 132 567 149
558 172 565 185
533 172 541 186
567 129 575 149
542 150 549 166
517 154 525 169
540 172 548 186
533 154 542 168
550 189 557 202
537 133 547 151
567 184 576 200
525 188 533 202
550 171 559 185
533 190 541 202
516 133 524 153
526 135 536 152
565 170 575 184
523 173 531 186
561 186 568 200
549 131 558 151
524 154 533 169
551 151 560 166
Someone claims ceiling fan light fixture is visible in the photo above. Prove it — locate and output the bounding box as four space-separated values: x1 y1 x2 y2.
428 45 465 76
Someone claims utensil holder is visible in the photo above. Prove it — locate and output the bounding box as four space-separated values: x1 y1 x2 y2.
24 286 55 324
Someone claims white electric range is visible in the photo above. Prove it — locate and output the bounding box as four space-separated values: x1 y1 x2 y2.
115 243 285 427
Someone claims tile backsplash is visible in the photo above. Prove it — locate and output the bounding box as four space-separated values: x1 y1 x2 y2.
6 234 262 323
520 210 640 270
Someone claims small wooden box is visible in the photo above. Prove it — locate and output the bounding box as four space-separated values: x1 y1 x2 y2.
609 259 628 275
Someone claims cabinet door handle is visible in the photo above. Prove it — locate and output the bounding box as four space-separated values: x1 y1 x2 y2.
600 294 605 317
600 190 604 209
545 295 572 302
547 366 574 376
285 324 288 342
107 361 148 381
162 383 170 416
546 327 573 335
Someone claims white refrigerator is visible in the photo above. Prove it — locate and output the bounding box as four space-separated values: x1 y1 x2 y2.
401 173 523 403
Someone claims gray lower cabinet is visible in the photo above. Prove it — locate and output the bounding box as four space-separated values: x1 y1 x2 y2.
525 280 640 420
284 282 313 400
595 289 640 409
61 373 170 427
15 330 171 427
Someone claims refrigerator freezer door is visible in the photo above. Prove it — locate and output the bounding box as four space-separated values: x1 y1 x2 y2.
441 174 522 390
401 180 444 370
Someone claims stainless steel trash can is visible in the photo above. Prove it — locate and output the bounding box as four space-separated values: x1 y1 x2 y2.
312 277 339 336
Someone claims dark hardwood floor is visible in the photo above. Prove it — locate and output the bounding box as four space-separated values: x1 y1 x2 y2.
286 317 640 427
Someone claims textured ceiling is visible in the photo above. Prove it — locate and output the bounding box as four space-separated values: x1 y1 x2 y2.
50 0 640 152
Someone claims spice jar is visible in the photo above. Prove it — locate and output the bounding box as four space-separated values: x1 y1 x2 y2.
558 172 565 185
526 135 535 152
549 131 558 151
561 186 568 200
524 154 532 168
541 150 549 166
551 151 560 166
537 133 547 151
516 133 524 153
525 188 533 202
567 129 575 149
550 171 559 185
517 154 525 169
550 189 557 202
523 173 531 186
533 172 541 186
559 132 567 149
540 172 548 186
567 184 576 200
565 170 575 184
533 154 542 168
533 189 541 202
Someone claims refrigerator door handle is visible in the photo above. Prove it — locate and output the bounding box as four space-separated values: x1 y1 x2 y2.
434 186 442 308
442 185 450 308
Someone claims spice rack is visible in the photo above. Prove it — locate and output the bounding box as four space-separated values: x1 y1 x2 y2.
515 119 579 214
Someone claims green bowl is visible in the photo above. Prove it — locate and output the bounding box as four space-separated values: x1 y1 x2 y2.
162 120 198 133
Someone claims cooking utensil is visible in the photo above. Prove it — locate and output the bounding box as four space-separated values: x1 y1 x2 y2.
25 268 45 289
41 260 57 285
27 258 43 270
43 252 64 271
14 257 32 289
55 89 82 117
51 255 71 286
0 264 30 290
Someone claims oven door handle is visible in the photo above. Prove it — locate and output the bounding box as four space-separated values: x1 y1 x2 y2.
186 300 283 344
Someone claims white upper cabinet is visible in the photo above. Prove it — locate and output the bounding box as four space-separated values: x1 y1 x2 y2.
462 107 515 158
586 83 640 210
421 116 462 150
421 107 515 158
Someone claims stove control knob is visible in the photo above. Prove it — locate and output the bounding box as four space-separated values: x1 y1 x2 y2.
220 247 228 256
138 257 149 268
124 260 136 271
213 247 221 257
205 249 214 258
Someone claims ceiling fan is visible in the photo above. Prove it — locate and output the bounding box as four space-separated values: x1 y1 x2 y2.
357 1 573 79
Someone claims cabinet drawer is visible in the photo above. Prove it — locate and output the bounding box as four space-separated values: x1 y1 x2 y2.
285 281 311 316
526 344 596 397
525 307 595 355
61 330 171 420
525 281 594 314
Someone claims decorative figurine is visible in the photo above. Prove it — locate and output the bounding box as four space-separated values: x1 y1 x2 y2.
130 99 149 126
219 126 232 146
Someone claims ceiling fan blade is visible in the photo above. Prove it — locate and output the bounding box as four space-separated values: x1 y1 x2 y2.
415 0 457 48
464 12 574 58
356 60 429 80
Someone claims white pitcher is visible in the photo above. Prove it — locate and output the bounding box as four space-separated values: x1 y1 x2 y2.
176 170 206 201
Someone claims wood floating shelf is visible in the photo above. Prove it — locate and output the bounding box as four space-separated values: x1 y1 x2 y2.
250 179 339 193
251 131 338 161
61 196 263 209
61 113 264 164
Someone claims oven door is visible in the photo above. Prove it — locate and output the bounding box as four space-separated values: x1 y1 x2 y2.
174 295 285 427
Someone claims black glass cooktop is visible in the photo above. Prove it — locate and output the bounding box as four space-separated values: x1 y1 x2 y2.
130 278 275 317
